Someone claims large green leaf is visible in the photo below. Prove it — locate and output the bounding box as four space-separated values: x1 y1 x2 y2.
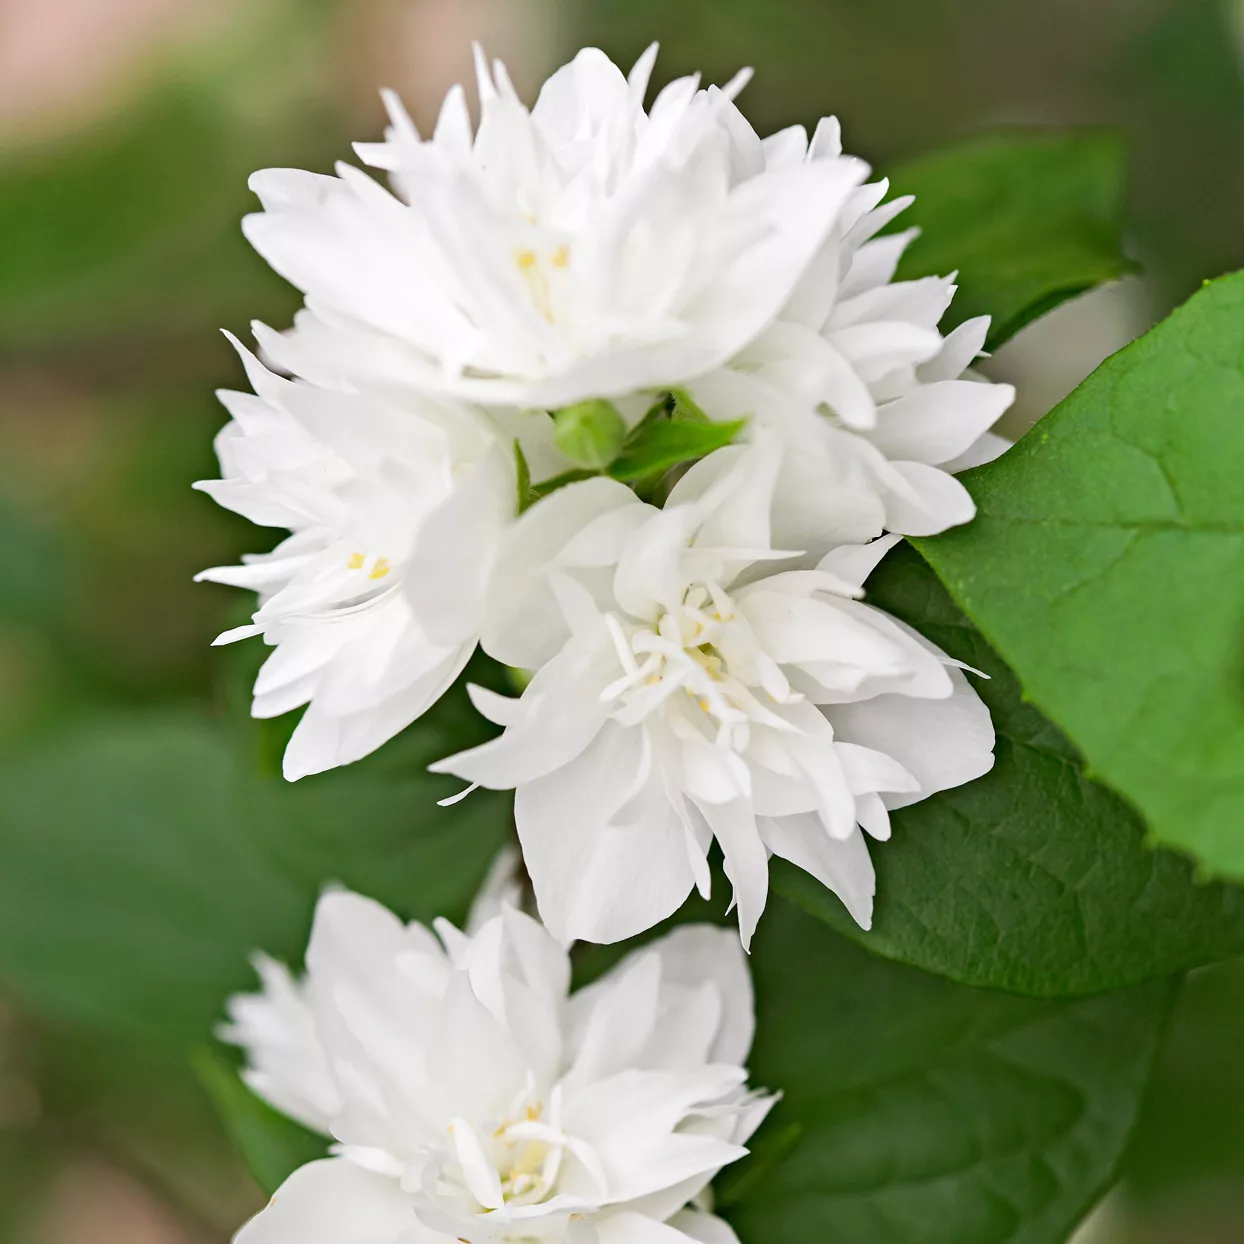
915 272 1244 882
773 543 1244 996
721 899 1173 1244
0 679 511 1047
893 131 1133 349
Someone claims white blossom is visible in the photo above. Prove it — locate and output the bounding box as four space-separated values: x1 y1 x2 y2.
434 441 994 947
688 118 1015 550
222 887 772 1244
219 951 341 1134
195 336 529 780
238 45 866 410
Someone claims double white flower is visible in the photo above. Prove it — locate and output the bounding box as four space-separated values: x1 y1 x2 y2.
196 337 525 780
689 119 1014 550
197 42 1007 939
242 46 866 410
223 885 772 1244
436 440 993 946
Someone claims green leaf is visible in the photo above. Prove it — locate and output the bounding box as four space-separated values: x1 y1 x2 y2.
193 1047 327 1195
530 468 602 502
609 417 747 481
0 714 306 1044
773 543 1244 996
721 898 1173 1244
669 386 711 422
514 440 533 512
893 131 1133 349
0 678 511 1046
551 399 629 469
915 271 1244 882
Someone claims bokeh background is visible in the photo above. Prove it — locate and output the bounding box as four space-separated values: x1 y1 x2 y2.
1 0 1242 1241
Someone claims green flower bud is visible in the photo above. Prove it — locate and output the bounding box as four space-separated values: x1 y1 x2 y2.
550 398 628 470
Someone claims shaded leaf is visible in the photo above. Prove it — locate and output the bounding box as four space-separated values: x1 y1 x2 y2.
721 898 1173 1244
893 131 1132 348
0 677 511 1047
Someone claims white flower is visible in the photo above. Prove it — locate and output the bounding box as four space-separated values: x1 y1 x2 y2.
687 118 1015 549
195 335 525 780
239 45 866 410
433 441 994 947
219 951 341 1134
222 887 772 1244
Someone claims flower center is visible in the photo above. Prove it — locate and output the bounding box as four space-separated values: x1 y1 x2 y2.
494 1099 562 1207
443 1083 576 1223
601 581 799 750
514 244 571 324
346 550 392 580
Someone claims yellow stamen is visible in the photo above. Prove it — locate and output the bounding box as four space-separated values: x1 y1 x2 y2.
551 244 570 268
347 552 365 570
516 249 537 271
369 557 391 580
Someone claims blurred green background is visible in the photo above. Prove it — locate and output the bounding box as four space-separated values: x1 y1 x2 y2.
1 1 1242 1241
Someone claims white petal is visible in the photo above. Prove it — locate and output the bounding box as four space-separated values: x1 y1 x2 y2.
515 722 696 945
667 1210 742 1244
918 316 990 383
881 461 976 537
406 440 514 647
431 640 614 790
816 533 902 592
868 380 1015 467
642 925 754 1065
834 741 920 796
827 666 995 809
423 972 528 1125
282 641 472 781
697 799 770 950
758 814 875 929
565 950 663 1086
738 591 908 671
565 1066 749 1202
220 954 340 1134
448 1117 505 1210
482 477 645 669
235 1160 413 1244
596 1212 712 1244
942 429 1012 474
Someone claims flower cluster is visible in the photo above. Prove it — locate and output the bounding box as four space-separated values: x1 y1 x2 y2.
198 44 1010 944
223 881 772 1244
